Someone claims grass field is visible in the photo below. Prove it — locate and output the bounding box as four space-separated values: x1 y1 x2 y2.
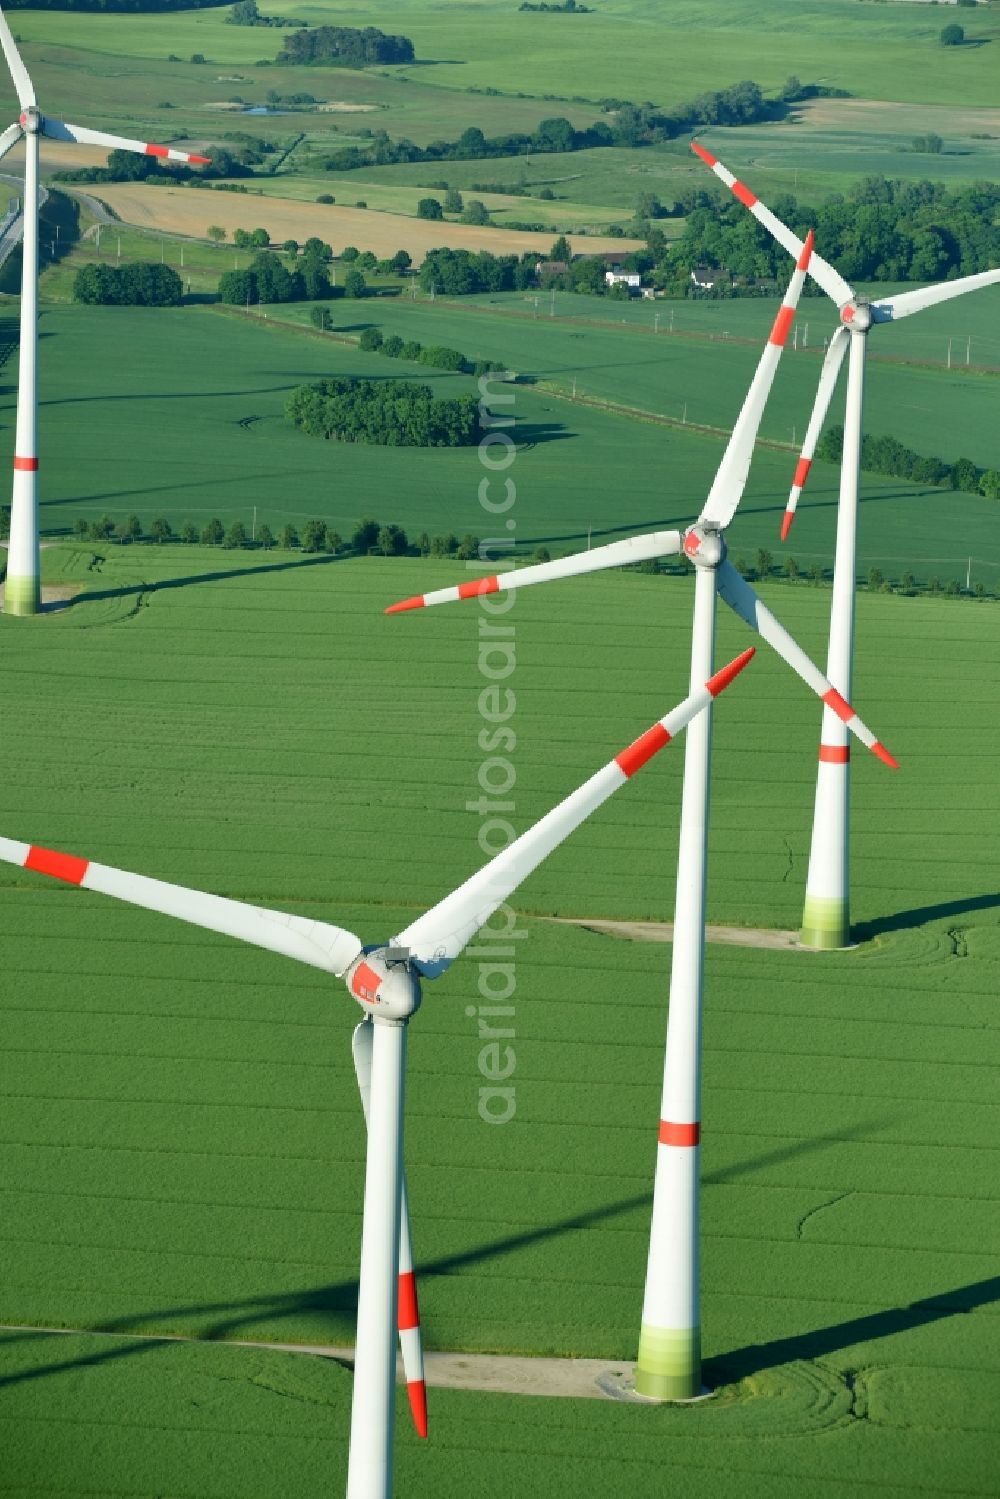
4 302 998 591
7 0 1000 111
0 548 997 1496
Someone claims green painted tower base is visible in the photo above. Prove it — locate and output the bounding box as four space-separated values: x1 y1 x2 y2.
634 1325 701 1401
800 894 850 950
3 574 41 616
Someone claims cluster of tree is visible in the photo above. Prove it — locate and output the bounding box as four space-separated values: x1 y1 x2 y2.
286 377 483 447
218 248 334 303
817 424 999 499
322 82 775 173
417 195 491 224
912 133 944 155
358 325 507 379
278 25 414 66
227 0 303 25
667 175 1000 288
73 262 183 306
418 246 545 294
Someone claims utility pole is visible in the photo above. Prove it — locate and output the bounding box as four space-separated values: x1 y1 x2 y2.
654 311 660 335
117 233 121 263
95 223 100 255
947 336 953 369
252 505 257 543
803 321 808 348
966 334 972 366
967 556 972 592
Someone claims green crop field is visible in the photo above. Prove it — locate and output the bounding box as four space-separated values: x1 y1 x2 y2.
4 302 999 591
0 549 997 1497
0 4 998 1494
9 0 1000 110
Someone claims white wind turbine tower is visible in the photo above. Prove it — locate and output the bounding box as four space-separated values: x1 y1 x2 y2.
387 237 899 1402
692 140 1000 948
0 650 755 1496
0 6 208 615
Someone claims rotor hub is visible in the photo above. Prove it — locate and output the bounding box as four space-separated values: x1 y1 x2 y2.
19 107 40 135
682 525 726 570
839 299 872 333
345 947 421 1021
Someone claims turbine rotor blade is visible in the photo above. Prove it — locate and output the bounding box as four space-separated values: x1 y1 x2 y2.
873 268 1000 322
698 231 814 531
715 559 898 767
41 118 210 164
393 649 756 977
690 140 854 307
0 7 35 108
386 531 683 614
781 325 849 540
352 1020 427 1438
0 120 23 165
0 836 362 975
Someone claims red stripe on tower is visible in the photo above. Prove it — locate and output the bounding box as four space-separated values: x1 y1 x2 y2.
769 305 795 348
145 143 169 158
659 1120 700 1147
822 687 854 724
458 576 499 600
25 846 89 885
819 744 850 764
13 456 38 471
615 723 670 778
793 457 812 489
398 1271 419 1332
732 180 757 210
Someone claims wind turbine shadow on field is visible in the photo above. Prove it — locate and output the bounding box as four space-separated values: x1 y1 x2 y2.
854 891 1000 941
71 550 352 604
0 1117 897 1390
708 1274 1000 1384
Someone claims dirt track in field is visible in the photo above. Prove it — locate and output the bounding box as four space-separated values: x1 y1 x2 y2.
89 183 643 264
546 916 802 951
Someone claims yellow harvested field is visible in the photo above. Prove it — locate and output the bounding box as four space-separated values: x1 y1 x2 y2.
91 184 644 264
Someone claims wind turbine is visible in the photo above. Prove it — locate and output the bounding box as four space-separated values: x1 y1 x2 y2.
0 5 208 615
0 650 754 1496
387 236 899 1402
691 139 1000 948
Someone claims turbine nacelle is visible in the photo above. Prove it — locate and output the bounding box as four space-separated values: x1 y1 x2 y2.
682 525 726 569
18 105 38 133
839 299 874 332
347 947 422 1022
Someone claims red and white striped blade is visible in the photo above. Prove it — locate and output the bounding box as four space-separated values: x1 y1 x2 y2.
352 1021 427 1437
394 649 755 977
385 531 683 614
873 268 1000 323
782 325 849 540
715 559 898 767
0 9 35 109
41 118 211 165
690 141 853 308
0 837 363 975
0 120 23 165
697 231 813 532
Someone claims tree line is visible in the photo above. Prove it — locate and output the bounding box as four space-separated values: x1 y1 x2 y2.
286 377 483 447
357 324 507 379
321 80 774 173
817 425 1000 500
278 24 414 66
